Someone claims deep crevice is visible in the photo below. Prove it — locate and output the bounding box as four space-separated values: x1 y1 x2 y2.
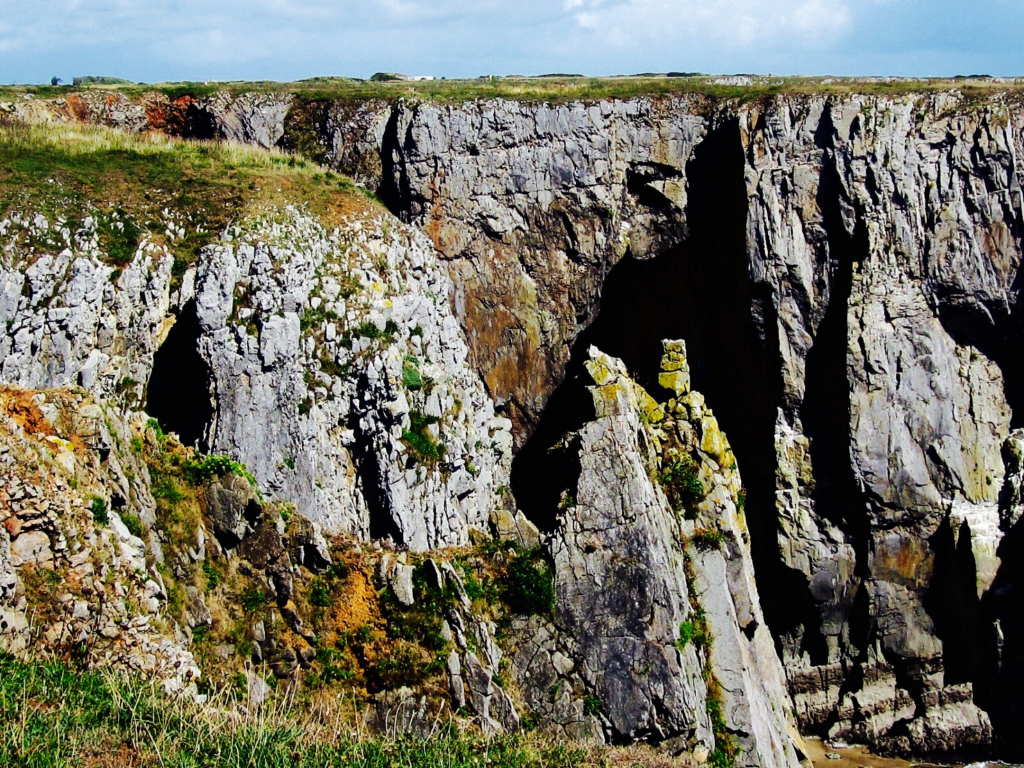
984 516 1024 756
924 517 996 690
789 149 874 672
350 411 404 546
377 106 422 222
146 299 213 449
511 119 785 597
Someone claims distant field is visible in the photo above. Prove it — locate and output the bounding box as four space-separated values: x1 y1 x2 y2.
2 74 1022 106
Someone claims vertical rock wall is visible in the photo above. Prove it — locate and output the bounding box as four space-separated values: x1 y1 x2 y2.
366 92 1024 754
516 342 799 767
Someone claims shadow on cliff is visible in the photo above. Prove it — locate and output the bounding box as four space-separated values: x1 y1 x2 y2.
982 516 1024 757
509 121 789 650
146 299 214 449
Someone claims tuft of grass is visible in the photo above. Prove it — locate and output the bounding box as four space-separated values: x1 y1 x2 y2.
502 550 555 617
691 528 728 552
401 410 445 465
240 586 268 613
90 497 109 525
121 511 145 539
659 455 705 519
183 454 257 487
308 578 332 608
402 356 423 390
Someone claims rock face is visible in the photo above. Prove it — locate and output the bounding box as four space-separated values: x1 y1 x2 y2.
356 92 1024 756
9 86 1024 758
513 343 799 768
0 387 200 689
0 204 513 551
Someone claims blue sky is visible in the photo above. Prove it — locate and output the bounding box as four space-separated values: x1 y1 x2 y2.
0 0 1021 84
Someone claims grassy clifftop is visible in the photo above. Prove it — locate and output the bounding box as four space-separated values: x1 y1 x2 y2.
3 74 1022 107
0 118 376 272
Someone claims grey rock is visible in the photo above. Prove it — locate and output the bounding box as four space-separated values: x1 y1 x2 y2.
204 474 262 549
390 564 415 607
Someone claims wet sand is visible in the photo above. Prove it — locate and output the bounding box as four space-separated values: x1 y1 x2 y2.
804 737 927 768
803 738 1023 768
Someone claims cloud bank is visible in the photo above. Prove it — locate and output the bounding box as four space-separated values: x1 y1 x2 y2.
0 0 1020 83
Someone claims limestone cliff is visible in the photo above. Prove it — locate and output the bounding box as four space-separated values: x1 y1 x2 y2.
0 197 514 550
510 342 799 768
7 83 1024 759
355 91 1024 757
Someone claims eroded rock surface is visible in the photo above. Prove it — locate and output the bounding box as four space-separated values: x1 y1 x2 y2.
0 204 513 550
513 343 800 768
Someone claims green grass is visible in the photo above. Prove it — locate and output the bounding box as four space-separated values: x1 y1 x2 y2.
89 497 108 525
183 454 257 487
659 455 705 518
402 356 424 390
401 410 445 465
4 74 1021 108
502 551 555 617
0 652 612 768
0 119 373 271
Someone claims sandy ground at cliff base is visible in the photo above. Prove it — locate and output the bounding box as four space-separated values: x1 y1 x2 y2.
804 737 1024 768
805 737 933 768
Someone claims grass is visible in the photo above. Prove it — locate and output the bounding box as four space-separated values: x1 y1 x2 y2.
401 410 445 465
502 552 555 617
659 455 705 519
0 118 376 272
0 652 655 768
89 496 109 525
4 74 1022 108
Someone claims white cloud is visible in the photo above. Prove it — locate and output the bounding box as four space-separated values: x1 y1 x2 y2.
0 0 1018 83
562 0 853 51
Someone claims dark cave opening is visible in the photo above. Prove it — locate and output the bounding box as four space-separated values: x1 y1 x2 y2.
984 518 1024 754
925 517 996 690
510 118 787 625
353 412 405 545
146 299 213 449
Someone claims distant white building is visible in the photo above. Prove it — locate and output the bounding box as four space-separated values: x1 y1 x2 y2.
411 76 435 81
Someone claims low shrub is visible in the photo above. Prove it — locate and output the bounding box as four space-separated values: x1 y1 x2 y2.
502 552 555 616
90 497 109 525
121 512 144 539
659 454 705 518
184 455 256 487
401 410 445 465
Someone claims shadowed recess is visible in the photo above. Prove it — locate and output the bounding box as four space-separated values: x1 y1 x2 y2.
510 119 785 593
146 299 213 449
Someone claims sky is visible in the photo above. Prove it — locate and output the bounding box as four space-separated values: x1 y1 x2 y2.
0 0 1021 84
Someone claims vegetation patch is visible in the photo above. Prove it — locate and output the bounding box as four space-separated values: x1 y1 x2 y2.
0 651 640 768
659 454 705 518
89 496 109 525
183 454 257 487
0 119 377 273
691 528 728 552
402 355 424 390
401 410 445 465
501 551 555 617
